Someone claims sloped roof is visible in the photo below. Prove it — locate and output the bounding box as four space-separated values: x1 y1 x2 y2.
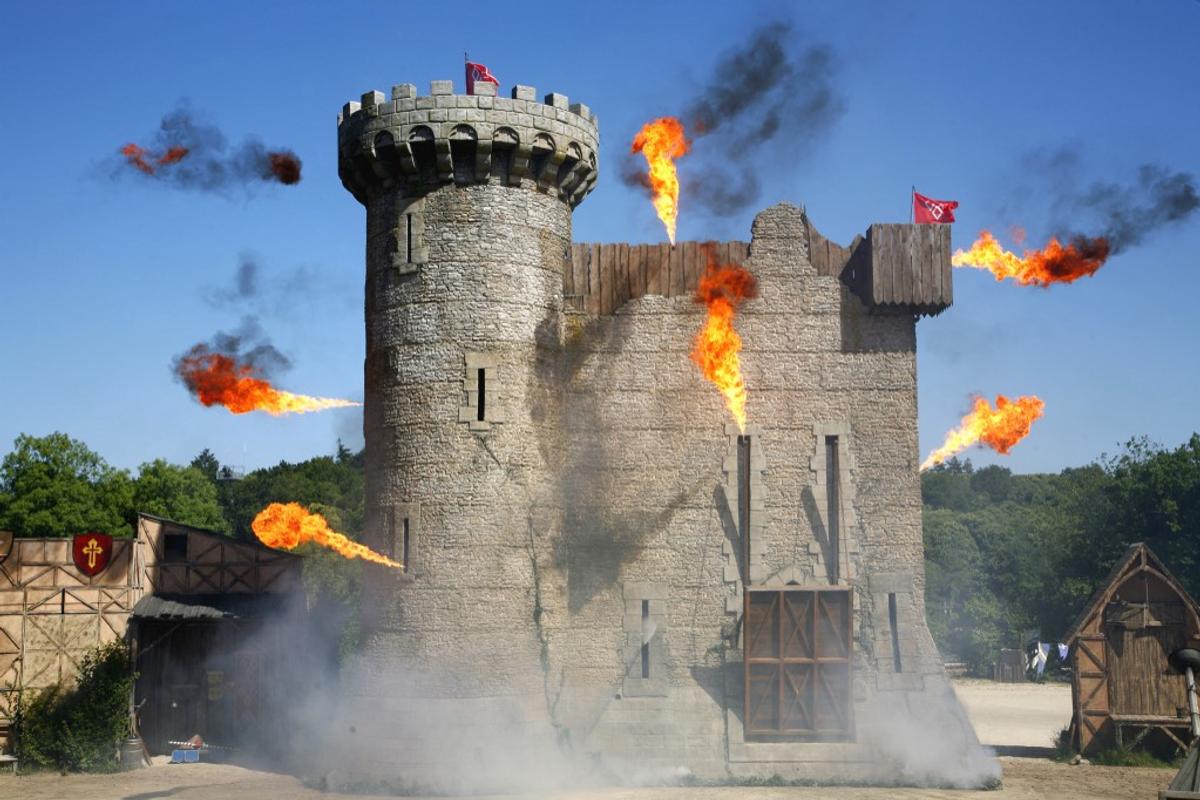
1062 542 1200 643
132 592 294 620
135 511 301 559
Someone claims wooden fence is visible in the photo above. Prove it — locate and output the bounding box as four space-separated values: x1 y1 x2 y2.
565 241 750 315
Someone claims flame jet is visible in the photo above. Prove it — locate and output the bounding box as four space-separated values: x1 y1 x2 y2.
175 349 359 416
631 118 690 243
253 502 402 568
691 251 758 432
952 231 1109 287
921 394 1046 471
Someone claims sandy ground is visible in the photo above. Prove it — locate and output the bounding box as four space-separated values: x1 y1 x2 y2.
953 679 1074 750
0 680 1176 800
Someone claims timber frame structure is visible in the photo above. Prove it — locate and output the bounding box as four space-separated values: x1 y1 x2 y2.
0 514 300 747
1064 543 1200 754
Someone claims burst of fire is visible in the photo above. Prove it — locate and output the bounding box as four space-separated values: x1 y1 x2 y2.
952 230 1110 287
252 502 403 568
920 394 1046 472
176 351 359 415
691 254 758 432
631 117 690 244
267 151 302 184
120 143 190 175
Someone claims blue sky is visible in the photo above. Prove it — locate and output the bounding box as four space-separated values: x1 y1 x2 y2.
1 0 1197 475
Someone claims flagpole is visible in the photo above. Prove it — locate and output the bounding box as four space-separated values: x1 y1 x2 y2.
910 185 914 224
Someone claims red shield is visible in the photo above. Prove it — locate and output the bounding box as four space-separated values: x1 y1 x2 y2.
72 532 113 577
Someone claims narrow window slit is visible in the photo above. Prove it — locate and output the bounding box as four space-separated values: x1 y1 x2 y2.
888 592 902 672
640 599 651 679
405 213 413 262
737 434 752 581
476 368 486 421
825 435 841 583
401 517 410 573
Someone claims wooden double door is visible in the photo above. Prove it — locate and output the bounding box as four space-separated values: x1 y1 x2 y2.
744 588 853 739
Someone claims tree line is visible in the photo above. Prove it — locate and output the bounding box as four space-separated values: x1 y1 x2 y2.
3 430 1197 675
922 434 1200 673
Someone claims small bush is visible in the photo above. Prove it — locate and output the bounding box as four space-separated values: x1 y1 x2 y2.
13 641 135 772
1052 725 1076 762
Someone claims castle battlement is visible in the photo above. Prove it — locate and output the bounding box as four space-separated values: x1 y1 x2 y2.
338 80 599 206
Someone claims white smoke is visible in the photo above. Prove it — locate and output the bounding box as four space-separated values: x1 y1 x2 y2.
858 681 1001 789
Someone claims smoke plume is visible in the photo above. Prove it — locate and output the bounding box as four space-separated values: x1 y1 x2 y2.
622 23 844 215
116 104 302 191
172 317 291 385
1013 147 1198 255
206 255 260 307
203 253 322 314
1076 163 1199 253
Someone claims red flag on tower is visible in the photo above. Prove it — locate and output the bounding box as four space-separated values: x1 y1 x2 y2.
913 191 959 224
466 61 499 95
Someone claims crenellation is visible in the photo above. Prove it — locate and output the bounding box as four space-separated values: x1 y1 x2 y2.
338 78 599 206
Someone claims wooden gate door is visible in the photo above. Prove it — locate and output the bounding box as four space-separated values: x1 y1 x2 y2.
1074 634 1109 751
1107 624 1187 716
744 587 852 738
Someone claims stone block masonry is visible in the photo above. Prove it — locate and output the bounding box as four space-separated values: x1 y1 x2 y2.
332 78 992 792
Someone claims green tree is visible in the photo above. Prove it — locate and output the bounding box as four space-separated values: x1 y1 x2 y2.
217 447 367 658
133 460 227 530
189 448 221 482
221 454 364 539
0 433 133 538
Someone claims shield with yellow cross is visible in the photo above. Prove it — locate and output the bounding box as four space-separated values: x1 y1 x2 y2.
72 532 113 577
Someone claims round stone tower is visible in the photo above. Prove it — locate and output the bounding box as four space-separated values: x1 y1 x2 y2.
336 79 598 770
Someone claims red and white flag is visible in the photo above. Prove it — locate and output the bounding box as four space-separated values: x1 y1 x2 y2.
913 191 959 224
466 62 499 95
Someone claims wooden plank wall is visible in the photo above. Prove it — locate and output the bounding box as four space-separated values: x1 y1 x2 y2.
565 241 750 315
867 224 952 309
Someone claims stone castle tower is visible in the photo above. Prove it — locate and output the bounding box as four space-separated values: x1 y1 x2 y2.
334 78 994 791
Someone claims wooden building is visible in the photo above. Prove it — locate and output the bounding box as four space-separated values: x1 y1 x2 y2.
1064 543 1200 754
0 513 301 752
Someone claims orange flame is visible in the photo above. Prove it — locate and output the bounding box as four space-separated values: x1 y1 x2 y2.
920 394 1046 471
691 254 758 432
252 502 402 568
121 143 189 174
176 351 360 416
952 230 1109 287
631 117 690 244
121 143 154 175
158 146 189 166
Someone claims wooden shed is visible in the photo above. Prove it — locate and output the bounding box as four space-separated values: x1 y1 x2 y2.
0 513 302 753
1064 543 1200 754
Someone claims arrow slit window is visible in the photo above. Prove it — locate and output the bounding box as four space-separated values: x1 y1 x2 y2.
825 436 840 583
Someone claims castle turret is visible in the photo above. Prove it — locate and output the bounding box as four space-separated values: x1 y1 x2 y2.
336 79 598 773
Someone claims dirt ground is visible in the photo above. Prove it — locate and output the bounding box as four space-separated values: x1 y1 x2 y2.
952 678 1074 750
0 680 1177 800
